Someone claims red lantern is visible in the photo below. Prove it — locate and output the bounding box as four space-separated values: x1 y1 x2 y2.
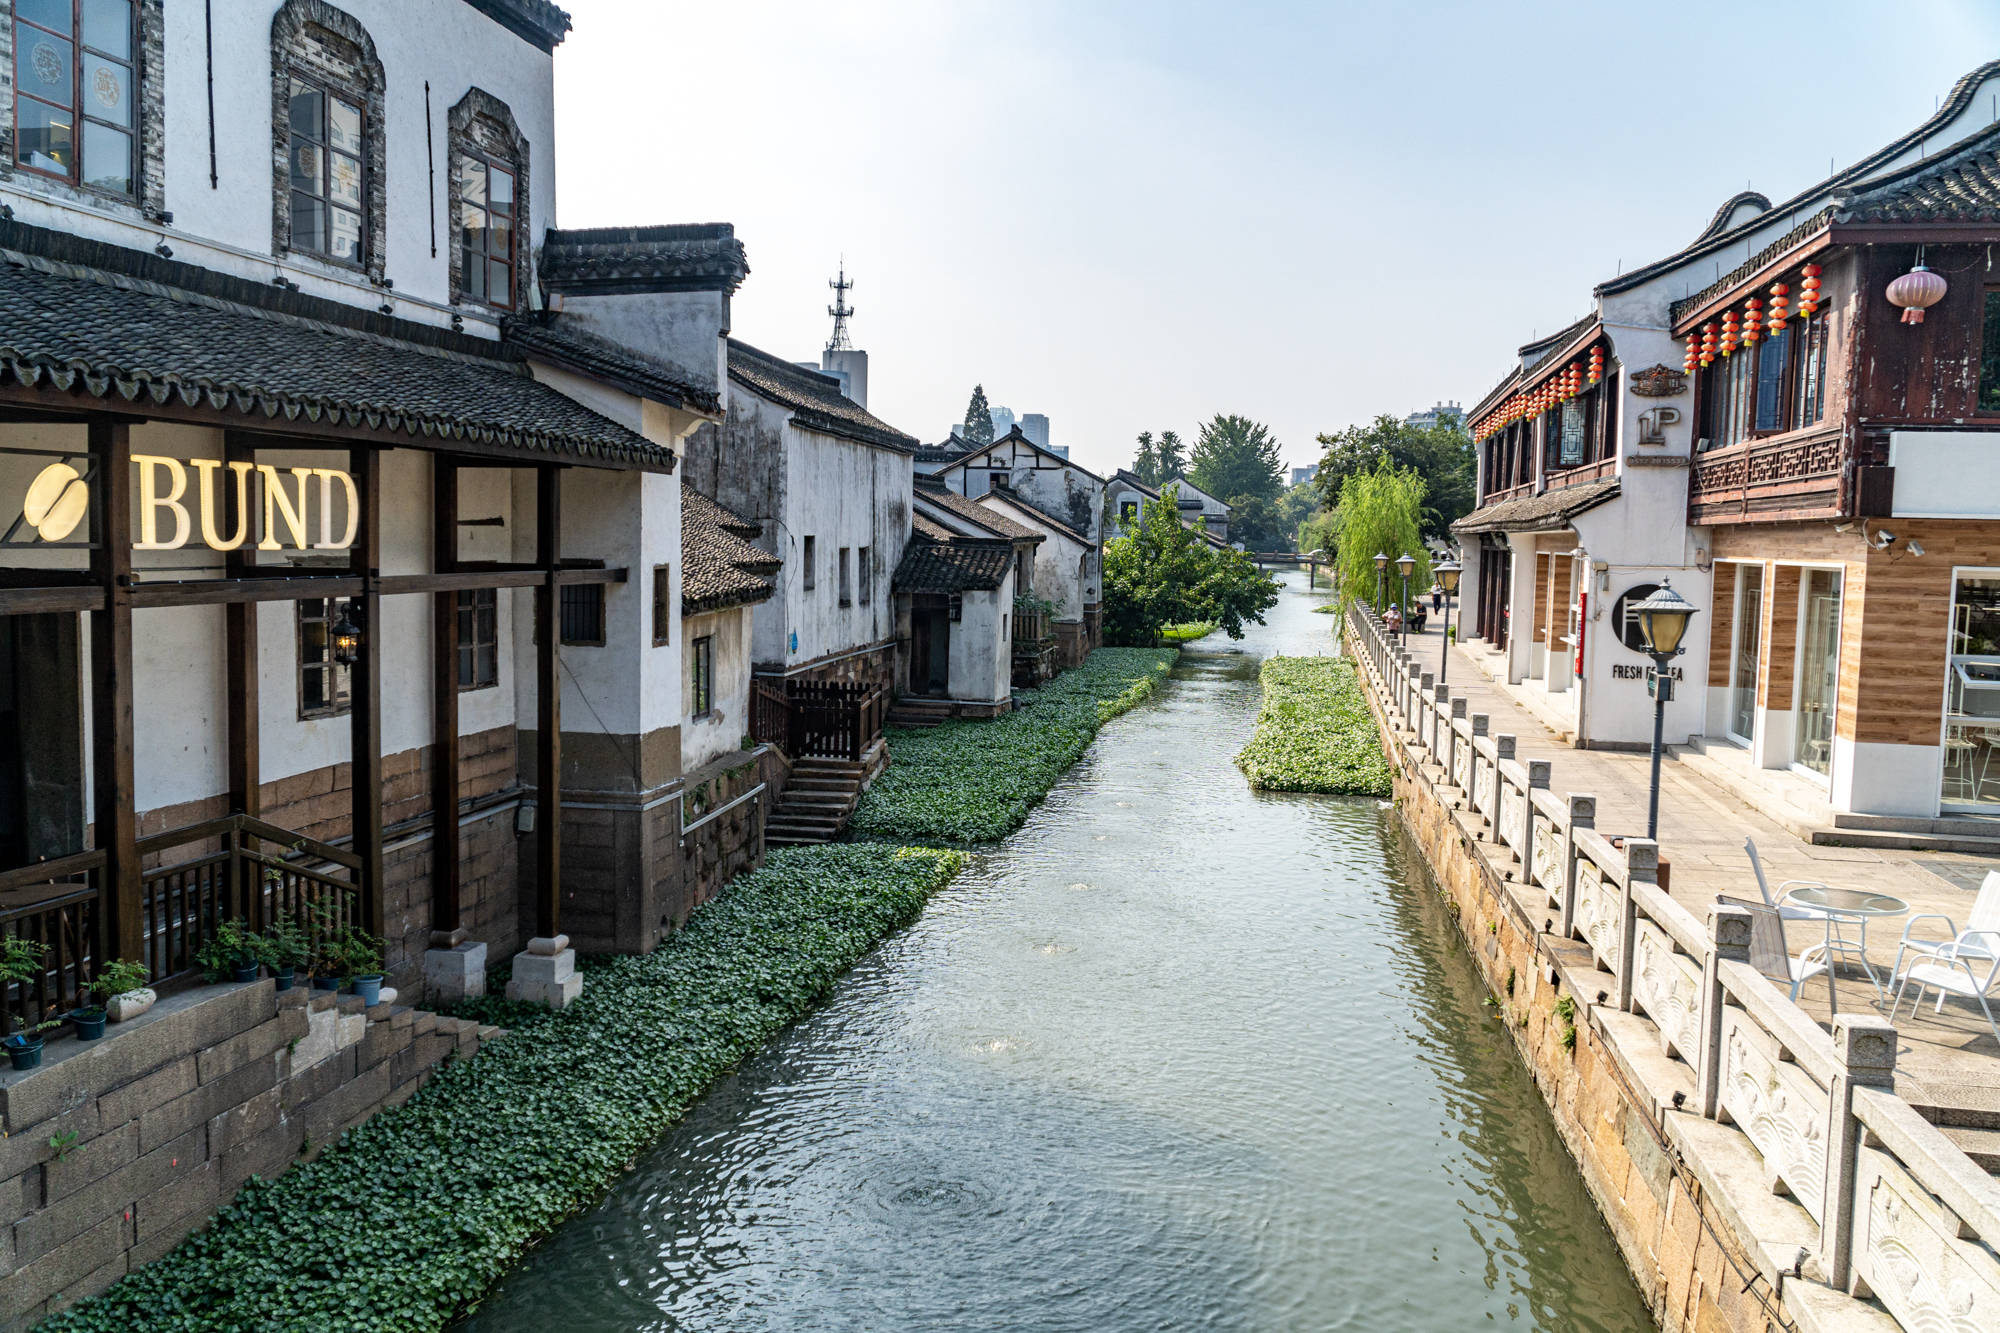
1742 297 1763 346
1699 322 1717 367
1887 264 1947 324
1767 282 1789 333
1683 337 1698 374
1798 263 1822 319
1588 345 1605 384
1720 311 1740 357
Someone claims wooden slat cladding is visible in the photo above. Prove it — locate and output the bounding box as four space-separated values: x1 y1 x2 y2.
1531 553 1550 642
1708 563 1740 683
1548 558 1572 664
1763 566 1803 712
1851 244 1987 423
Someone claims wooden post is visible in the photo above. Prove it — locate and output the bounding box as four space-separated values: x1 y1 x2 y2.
89 418 142 967
350 447 385 942
223 433 260 819
535 464 561 940
429 455 462 945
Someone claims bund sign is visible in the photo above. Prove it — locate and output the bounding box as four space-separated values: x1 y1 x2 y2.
18 457 359 552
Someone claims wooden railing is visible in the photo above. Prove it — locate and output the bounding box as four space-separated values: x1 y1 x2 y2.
750 679 885 762
1347 602 2000 1329
0 850 106 1034
1012 606 1050 644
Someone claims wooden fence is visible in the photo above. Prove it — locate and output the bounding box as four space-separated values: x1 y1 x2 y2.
1348 600 2000 1330
751 679 885 762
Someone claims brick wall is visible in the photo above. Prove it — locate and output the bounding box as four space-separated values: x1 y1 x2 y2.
776 642 897 692
673 747 780 927
0 980 487 1328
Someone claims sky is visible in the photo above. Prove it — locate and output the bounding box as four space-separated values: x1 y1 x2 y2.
552 1 2000 479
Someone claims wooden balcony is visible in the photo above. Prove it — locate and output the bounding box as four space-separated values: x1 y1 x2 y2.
1689 426 1845 524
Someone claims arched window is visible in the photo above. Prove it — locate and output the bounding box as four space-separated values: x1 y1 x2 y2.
2 0 164 210
447 88 530 312
270 0 385 277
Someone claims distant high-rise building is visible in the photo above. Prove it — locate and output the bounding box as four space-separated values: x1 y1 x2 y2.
1405 400 1466 432
1290 464 1319 488
988 405 1017 439
1020 413 1050 449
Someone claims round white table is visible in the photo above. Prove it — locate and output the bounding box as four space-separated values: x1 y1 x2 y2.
1782 885 1909 1009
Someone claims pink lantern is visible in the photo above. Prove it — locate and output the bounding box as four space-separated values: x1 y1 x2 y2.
1887 264 1947 324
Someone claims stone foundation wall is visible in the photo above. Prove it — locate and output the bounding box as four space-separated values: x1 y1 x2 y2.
674 746 780 925
1053 621 1087 671
0 980 486 1328
763 642 897 693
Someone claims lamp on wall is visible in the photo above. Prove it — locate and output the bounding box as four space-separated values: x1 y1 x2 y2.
332 602 364 667
1631 580 1698 841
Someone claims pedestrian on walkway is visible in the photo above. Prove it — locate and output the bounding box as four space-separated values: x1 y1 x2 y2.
1431 586 1443 614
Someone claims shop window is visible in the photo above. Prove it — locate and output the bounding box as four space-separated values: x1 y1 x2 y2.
690 635 714 718
652 565 670 645
858 546 872 605
802 536 816 590
297 597 352 719
559 583 604 646
456 588 498 690
11 0 137 196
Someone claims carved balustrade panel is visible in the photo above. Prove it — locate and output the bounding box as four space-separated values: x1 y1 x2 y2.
1498 784 1527 857
1531 819 1565 900
1718 1007 1830 1219
1572 860 1619 972
1630 919 1702 1064
1452 740 1472 795
1473 760 1497 822
1852 1147 2000 1333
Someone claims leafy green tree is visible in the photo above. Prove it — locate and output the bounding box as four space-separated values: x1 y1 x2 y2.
1103 487 1279 644
1331 457 1430 613
1155 429 1186 481
1295 508 1339 561
1277 482 1319 548
961 384 995 446
1188 414 1283 505
1313 412 1474 541
1224 493 1286 550
1131 430 1160 485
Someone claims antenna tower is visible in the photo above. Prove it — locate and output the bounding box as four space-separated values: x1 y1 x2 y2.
827 261 855 351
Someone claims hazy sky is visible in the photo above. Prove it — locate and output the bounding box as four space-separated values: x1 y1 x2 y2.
552 1 2000 478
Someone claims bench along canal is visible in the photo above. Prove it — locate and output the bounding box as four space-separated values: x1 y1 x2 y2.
461 573 1652 1332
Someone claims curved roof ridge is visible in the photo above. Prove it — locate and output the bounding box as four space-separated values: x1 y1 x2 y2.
1691 191 1772 245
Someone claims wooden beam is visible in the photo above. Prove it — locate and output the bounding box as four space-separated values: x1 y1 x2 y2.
0 586 105 615
88 418 142 967
223 433 259 818
535 463 561 941
118 566 631 609
430 455 462 943
349 447 385 942
128 575 364 609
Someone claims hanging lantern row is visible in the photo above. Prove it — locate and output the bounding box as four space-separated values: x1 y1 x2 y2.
1588 345 1605 385
1798 264 1822 319
1471 344 1607 441
1700 322 1717 367
1742 297 1763 348
1766 282 1789 335
1683 334 1699 375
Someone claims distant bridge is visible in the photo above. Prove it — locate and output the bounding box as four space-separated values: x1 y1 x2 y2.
1249 551 1330 589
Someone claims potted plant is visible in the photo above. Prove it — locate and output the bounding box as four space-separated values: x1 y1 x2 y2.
95 959 154 1023
66 997 106 1041
196 920 272 984
4 1019 61 1072
332 928 387 1007
264 917 310 992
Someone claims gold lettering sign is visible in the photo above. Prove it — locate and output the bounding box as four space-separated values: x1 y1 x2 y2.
19 457 360 551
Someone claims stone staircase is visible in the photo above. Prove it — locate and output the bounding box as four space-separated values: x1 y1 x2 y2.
885 697 953 728
1903 1089 2000 1175
764 742 888 846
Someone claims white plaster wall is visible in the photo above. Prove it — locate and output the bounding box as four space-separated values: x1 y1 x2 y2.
1833 737 1942 818
556 291 729 402
947 573 1014 706
681 607 752 773
1571 564 1712 750
982 496 1090 621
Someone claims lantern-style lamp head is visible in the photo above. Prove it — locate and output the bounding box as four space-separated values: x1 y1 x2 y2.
1435 561 1462 595
1373 551 1389 572
1632 581 1697 658
331 605 363 666
1396 553 1416 577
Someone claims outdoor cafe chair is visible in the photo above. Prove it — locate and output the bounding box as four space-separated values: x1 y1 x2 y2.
1888 929 2000 1047
1744 837 1858 929
1720 895 1829 1004
1889 870 2000 1006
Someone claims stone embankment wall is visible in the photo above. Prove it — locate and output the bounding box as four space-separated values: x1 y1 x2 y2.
1347 604 2000 1333
0 981 488 1328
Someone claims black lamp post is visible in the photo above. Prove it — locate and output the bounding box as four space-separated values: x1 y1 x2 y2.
1632 580 1698 842
331 602 363 667
1435 560 1461 683
1395 553 1415 645
1373 551 1389 614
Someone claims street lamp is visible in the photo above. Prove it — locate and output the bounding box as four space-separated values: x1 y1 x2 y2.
1373 551 1389 614
1395 553 1415 645
1434 560 1461 684
1631 580 1698 842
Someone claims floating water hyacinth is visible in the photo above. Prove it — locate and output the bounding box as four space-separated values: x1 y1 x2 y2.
1234 656 1395 797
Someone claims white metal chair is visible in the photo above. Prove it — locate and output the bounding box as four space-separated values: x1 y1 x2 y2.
1889 870 2000 1004
1744 837 1852 926
1720 895 1829 1003
1889 929 2000 1046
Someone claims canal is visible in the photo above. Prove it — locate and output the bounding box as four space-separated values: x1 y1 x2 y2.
460 572 1653 1332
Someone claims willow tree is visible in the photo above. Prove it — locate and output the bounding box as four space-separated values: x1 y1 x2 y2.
1332 457 1430 613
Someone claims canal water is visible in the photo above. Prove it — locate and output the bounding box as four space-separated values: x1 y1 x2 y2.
460 572 1653 1332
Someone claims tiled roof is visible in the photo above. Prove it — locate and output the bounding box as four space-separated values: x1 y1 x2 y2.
0 220 670 470
462 0 571 50
1834 123 2000 225
892 535 1014 594
1110 469 1161 498
915 439 971 464
1667 209 1837 328
915 478 1043 542
912 514 957 543
540 224 749 296
726 339 918 453
1452 478 1620 534
987 489 1090 544
682 489 778 615
504 312 719 416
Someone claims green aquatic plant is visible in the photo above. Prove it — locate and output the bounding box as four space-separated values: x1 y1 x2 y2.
1233 656 1394 796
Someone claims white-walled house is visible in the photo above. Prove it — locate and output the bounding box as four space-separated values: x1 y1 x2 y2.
0 0 779 1031
1159 474 1232 543
977 487 1098 671
891 515 1017 719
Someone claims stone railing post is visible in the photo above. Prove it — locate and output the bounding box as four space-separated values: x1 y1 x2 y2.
1559 794 1594 938
1698 902 1753 1119
1823 1015 1897 1290
1431 683 1448 757
1417 672 1435 753
1469 714 1490 820
1618 838 1657 1012
1525 759 1550 870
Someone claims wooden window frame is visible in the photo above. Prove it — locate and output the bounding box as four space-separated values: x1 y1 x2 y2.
1696 310 1830 448
455 147 517 311
1977 288 2000 415
801 535 816 591
296 597 352 719
652 564 670 646
286 71 368 269
558 583 605 647
11 0 139 198
690 634 714 719
456 587 498 692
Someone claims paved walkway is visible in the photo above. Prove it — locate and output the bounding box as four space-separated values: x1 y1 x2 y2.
1388 618 2000 1114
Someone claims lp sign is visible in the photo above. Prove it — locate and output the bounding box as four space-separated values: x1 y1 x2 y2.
21 457 359 552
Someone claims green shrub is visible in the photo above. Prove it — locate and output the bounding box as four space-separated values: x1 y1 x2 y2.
850 648 1176 844
1234 655 1394 796
44 843 967 1333
1160 621 1216 643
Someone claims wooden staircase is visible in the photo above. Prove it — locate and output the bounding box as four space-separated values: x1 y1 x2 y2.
764 742 888 846
885 697 953 728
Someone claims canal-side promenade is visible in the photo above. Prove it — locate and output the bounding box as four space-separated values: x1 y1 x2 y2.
1350 605 2000 1333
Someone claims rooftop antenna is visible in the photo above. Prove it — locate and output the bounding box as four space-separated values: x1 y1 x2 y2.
826 260 855 352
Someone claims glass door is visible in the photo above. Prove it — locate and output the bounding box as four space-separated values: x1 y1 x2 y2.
1728 565 1762 745
1942 573 2000 812
1794 569 1841 777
